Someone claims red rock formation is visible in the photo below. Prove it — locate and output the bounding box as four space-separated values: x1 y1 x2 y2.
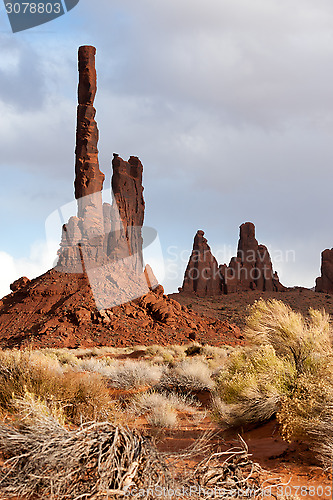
181 223 284 296
10 277 30 293
0 268 241 349
181 230 221 296
315 249 333 294
56 45 157 308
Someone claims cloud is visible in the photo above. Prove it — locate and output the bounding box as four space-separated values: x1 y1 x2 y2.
0 241 57 298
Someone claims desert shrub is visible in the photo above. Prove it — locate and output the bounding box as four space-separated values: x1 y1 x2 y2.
145 344 187 364
41 348 80 368
60 371 119 424
216 345 294 405
214 300 333 433
213 345 293 427
245 299 333 374
0 397 170 499
200 344 230 369
185 344 203 356
276 373 333 444
213 391 281 429
0 350 119 424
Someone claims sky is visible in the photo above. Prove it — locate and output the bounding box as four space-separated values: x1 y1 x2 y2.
0 0 333 297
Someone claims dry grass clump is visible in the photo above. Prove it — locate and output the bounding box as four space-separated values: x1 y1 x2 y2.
145 344 187 364
0 395 266 500
0 396 169 499
83 358 164 389
0 350 63 411
130 390 200 428
177 435 263 499
160 359 214 391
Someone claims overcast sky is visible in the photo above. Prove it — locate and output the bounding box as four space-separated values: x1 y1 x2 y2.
0 0 333 297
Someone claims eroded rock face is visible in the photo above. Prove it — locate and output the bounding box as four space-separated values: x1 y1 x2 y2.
223 222 284 292
108 154 145 272
181 230 221 296
315 249 333 294
10 277 30 293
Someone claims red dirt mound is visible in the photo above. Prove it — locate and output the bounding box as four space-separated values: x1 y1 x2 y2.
0 270 242 349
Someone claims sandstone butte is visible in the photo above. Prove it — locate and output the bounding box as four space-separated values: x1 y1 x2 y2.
0 45 242 349
180 222 285 297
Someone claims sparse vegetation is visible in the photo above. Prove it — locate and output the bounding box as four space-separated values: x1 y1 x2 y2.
82 358 164 389
0 350 119 424
1 305 333 497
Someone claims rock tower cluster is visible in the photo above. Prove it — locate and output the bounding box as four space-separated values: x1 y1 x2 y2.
181 222 285 296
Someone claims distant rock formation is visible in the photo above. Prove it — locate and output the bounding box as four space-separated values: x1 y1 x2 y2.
181 230 221 296
315 249 333 294
222 222 284 293
180 222 285 296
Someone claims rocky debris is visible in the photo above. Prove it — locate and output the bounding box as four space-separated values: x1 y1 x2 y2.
315 248 333 294
181 230 221 297
0 270 241 349
181 222 285 296
10 277 30 293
